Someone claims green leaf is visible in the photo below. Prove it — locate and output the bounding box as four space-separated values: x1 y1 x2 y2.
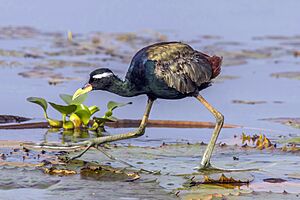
27 97 48 113
72 104 92 126
47 118 63 128
63 121 74 130
59 93 88 105
49 102 77 115
75 104 90 113
74 110 91 125
105 110 113 117
69 113 82 128
88 105 100 115
89 121 99 131
107 101 132 112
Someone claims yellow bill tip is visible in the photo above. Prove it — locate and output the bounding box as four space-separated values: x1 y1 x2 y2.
72 84 93 100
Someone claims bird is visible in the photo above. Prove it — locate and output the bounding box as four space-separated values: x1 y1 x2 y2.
73 41 223 170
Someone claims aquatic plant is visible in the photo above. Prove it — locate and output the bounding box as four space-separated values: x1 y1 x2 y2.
27 94 131 132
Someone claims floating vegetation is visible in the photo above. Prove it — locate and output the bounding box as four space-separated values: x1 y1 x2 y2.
232 100 267 105
80 165 140 182
27 94 131 133
42 167 77 176
241 133 274 149
262 117 300 129
271 71 300 80
187 173 251 187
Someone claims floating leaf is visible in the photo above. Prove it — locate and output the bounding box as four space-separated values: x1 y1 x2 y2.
281 144 300 152
42 167 76 176
262 117 300 129
242 133 274 149
203 174 250 185
49 102 77 115
80 165 140 181
59 93 88 105
27 97 48 113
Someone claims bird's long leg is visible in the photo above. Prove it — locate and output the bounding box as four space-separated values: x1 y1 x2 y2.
68 98 154 161
195 94 224 169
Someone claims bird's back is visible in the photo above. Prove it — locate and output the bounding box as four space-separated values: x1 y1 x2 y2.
126 42 222 99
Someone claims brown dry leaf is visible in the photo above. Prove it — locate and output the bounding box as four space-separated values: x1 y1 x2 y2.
124 172 141 182
203 174 249 185
42 167 76 176
0 161 44 168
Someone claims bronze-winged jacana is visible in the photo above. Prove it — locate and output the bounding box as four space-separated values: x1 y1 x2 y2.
73 42 223 169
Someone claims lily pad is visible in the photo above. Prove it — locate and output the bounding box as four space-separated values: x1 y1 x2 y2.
80 165 140 182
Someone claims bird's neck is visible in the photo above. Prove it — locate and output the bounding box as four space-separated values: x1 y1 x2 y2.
106 77 143 97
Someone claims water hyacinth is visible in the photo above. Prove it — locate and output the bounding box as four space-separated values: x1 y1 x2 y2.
27 94 131 133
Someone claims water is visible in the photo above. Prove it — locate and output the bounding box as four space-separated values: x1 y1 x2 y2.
1 0 300 40
0 0 300 199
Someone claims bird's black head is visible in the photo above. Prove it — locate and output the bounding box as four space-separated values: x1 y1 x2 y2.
72 68 117 100
88 68 116 90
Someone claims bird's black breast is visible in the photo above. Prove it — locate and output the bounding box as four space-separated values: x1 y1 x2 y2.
125 42 213 99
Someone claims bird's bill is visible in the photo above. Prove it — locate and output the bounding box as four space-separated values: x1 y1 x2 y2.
72 83 93 100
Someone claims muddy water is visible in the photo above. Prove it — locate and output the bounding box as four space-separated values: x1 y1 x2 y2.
1 1 300 199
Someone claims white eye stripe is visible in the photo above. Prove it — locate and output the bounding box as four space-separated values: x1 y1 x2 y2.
92 72 113 79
